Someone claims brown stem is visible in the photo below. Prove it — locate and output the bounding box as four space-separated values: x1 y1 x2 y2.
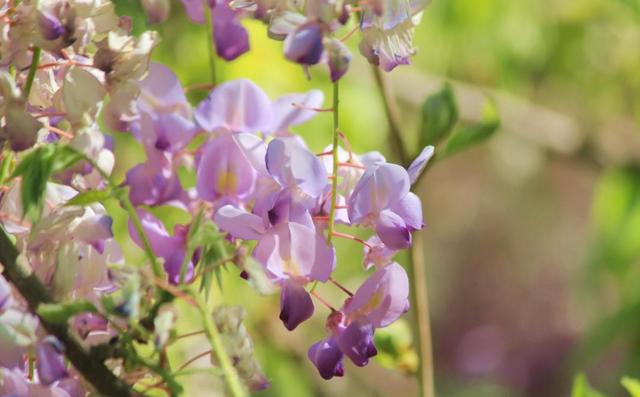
0 227 136 397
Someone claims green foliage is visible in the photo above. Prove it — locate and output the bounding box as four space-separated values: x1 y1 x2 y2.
196 221 229 297
622 377 640 397
441 98 500 157
37 301 99 324
10 145 82 221
373 319 418 374
590 168 640 276
65 188 115 207
419 83 459 147
571 373 608 397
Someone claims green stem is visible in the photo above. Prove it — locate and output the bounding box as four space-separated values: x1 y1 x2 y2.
196 295 246 397
72 148 165 279
371 66 435 397
24 47 42 99
409 232 435 397
202 0 217 85
371 66 408 166
0 227 135 397
120 193 164 279
0 149 14 184
179 207 205 284
327 81 340 243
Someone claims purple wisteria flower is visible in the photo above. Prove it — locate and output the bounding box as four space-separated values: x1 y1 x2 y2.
216 204 336 330
129 210 196 284
36 337 69 386
308 262 410 379
181 0 250 61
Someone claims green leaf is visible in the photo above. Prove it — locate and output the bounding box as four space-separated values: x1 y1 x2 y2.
65 188 114 207
419 83 459 147
571 373 608 397
37 301 99 324
373 319 418 375
622 377 640 397
442 98 500 157
10 145 83 221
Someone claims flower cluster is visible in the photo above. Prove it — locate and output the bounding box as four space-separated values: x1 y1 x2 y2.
121 62 434 378
0 0 155 394
0 0 432 393
175 0 429 79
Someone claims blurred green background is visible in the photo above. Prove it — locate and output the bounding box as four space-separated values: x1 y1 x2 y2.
110 1 640 396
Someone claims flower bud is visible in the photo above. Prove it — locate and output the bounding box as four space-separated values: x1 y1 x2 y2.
284 22 324 65
142 0 171 24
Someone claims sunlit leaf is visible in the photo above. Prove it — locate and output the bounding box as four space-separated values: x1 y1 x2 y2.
622 377 640 397
65 189 115 207
571 373 608 397
441 98 500 157
419 82 458 148
10 145 83 221
37 301 99 324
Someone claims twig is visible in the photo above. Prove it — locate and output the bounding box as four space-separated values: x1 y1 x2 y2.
0 227 136 397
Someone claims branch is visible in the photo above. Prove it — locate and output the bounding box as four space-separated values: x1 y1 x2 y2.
0 226 136 397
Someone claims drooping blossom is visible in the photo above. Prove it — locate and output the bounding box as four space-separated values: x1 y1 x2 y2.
308 262 410 379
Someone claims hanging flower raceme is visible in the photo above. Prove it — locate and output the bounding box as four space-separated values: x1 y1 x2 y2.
0 0 435 389
174 0 430 79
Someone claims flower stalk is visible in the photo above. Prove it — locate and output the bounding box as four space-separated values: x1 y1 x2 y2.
372 65 436 397
327 81 340 243
196 294 247 397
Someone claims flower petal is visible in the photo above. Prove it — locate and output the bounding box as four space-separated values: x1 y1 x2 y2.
194 79 272 133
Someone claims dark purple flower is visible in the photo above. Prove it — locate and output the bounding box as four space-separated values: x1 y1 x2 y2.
308 338 345 380
284 22 324 65
279 281 314 330
212 0 250 60
325 38 352 82
38 12 65 40
181 0 250 60
335 321 377 366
